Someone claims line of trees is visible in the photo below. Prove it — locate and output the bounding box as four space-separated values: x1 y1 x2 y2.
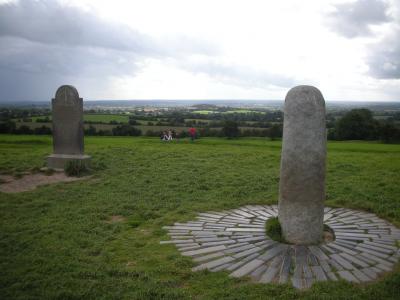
328 109 400 143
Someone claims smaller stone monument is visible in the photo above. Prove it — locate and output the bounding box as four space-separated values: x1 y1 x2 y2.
47 85 91 170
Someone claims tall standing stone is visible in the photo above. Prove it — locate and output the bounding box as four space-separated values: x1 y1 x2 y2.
278 85 326 245
47 85 91 170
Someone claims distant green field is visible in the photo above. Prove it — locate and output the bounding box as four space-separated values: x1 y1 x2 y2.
222 109 263 114
29 114 129 123
0 135 399 299
17 122 265 133
192 110 215 114
84 114 129 123
192 109 264 114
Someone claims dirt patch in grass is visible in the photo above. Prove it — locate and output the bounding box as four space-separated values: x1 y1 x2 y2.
0 172 89 193
106 215 126 223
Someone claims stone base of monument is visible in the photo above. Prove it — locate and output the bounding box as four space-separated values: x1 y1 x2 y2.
160 205 400 289
47 154 91 170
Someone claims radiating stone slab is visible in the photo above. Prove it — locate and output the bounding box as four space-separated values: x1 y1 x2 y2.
259 266 279 283
308 246 329 260
260 244 288 262
160 205 400 289
226 253 260 271
225 244 254 254
182 245 226 256
233 247 261 259
193 252 225 262
337 270 359 283
230 259 265 277
352 269 370 282
339 253 369 268
312 266 327 281
192 256 235 271
331 254 355 270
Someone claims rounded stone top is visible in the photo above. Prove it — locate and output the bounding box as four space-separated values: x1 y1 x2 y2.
55 85 80 100
285 85 325 107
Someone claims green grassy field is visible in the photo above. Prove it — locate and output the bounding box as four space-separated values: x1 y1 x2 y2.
0 135 399 299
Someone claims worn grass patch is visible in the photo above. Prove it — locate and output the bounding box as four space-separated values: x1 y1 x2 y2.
0 135 399 299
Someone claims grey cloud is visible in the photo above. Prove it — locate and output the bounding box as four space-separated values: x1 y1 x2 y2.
0 0 157 53
327 0 391 38
0 0 218 101
366 26 400 79
179 60 294 88
326 0 400 79
0 0 156 101
0 37 141 76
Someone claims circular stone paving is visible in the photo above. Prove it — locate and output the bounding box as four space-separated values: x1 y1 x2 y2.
160 205 400 289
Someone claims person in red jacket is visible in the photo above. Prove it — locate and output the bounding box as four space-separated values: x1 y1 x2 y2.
188 127 196 142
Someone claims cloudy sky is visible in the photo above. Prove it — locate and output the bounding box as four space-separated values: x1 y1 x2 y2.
0 0 399 102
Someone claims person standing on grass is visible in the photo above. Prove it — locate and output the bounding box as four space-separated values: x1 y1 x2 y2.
167 129 173 141
189 127 196 142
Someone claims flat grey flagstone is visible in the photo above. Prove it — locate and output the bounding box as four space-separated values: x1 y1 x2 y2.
311 266 327 281
356 246 389 259
211 262 234 272
193 251 225 262
357 243 395 254
375 263 392 272
224 244 254 254
337 270 359 283
226 253 260 271
279 253 291 283
338 253 369 268
192 256 235 271
361 268 377 279
260 244 288 261
335 239 358 247
250 264 269 279
181 245 226 256
160 206 400 289
326 272 338 281
326 243 358 255
177 245 201 251
259 266 279 283
352 269 371 282
201 240 236 247
360 252 393 266
230 259 265 277
308 246 329 260
233 247 261 259
291 277 304 289
308 253 319 266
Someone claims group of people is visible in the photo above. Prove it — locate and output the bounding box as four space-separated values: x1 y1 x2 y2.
161 129 174 141
161 127 197 142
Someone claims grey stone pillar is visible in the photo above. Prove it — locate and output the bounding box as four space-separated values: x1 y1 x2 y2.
278 85 326 245
47 85 91 170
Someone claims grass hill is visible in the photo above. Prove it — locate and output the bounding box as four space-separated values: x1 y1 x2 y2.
0 135 399 299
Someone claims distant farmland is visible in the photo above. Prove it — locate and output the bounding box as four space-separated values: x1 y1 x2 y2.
27 114 130 123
